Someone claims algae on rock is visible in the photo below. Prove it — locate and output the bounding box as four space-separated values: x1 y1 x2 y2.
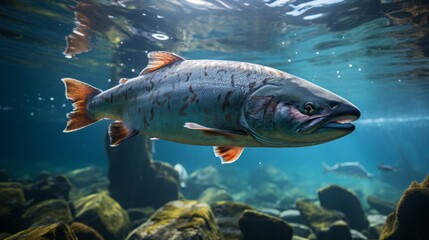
380 175 429 240
74 192 130 240
21 199 73 228
212 201 255 240
0 182 25 232
127 200 222 240
6 223 77 240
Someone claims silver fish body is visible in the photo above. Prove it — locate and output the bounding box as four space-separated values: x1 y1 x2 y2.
323 162 373 178
63 52 360 163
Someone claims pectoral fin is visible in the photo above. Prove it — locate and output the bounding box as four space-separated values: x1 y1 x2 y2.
108 121 139 146
214 146 245 164
184 122 246 137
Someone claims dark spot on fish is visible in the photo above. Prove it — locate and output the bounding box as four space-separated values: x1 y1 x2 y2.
249 81 256 92
150 81 155 90
231 74 235 87
185 72 191 82
179 102 189 116
246 73 251 77
189 85 198 103
183 95 189 102
204 66 207 70
217 94 221 102
222 91 233 112
204 71 208 77
110 94 113 103
262 77 273 84
217 69 227 74
125 90 128 100
143 116 149 129
225 112 232 122
150 107 154 120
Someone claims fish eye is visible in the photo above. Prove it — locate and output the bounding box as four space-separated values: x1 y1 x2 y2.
304 102 315 114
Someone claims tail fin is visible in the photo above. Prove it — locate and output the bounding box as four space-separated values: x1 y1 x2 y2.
322 162 330 174
62 78 102 132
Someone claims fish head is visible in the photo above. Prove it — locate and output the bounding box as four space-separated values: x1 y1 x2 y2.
241 76 360 146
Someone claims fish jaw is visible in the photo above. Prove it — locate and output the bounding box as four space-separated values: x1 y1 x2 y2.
297 101 360 142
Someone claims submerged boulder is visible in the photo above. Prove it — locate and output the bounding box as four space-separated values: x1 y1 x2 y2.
199 187 233 205
212 201 255 240
295 200 347 237
107 136 179 209
0 182 25 232
317 220 352 240
186 166 222 198
25 175 71 204
74 192 130 240
126 207 156 230
238 209 293 240
21 199 73 228
69 222 104 240
380 175 429 240
6 223 77 240
367 195 395 215
127 200 222 240
318 185 369 230
249 165 289 188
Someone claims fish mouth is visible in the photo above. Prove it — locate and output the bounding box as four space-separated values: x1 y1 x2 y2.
298 108 360 135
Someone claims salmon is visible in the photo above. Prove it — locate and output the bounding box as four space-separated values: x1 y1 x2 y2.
62 51 360 163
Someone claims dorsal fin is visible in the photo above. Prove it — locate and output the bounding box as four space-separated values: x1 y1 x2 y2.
139 51 185 75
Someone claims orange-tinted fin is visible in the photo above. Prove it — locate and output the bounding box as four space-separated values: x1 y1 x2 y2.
184 122 246 137
214 146 245 164
62 78 102 132
108 121 139 147
139 51 185 75
119 78 128 84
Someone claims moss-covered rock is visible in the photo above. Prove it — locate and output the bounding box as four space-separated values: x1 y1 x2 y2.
69 222 104 240
295 200 346 236
74 192 130 240
127 200 222 240
0 182 25 232
317 220 352 240
367 195 395 215
126 207 155 230
6 223 77 240
212 201 255 240
238 209 293 240
380 175 429 240
25 175 71 204
21 199 73 228
318 185 368 231
186 166 222 198
199 187 233 205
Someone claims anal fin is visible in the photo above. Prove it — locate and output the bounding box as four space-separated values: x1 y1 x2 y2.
108 121 139 147
214 146 245 164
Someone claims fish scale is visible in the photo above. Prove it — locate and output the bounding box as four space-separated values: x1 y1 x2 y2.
62 51 360 163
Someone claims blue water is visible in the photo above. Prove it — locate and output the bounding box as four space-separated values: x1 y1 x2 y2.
1 0 429 203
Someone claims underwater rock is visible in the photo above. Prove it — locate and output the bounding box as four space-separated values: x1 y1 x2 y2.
238 209 293 240
0 233 11 239
259 208 281 217
6 223 77 240
211 201 255 240
367 195 395 215
246 182 279 207
21 199 73 228
367 214 386 227
25 174 71 204
292 236 309 240
249 165 289 188
295 200 347 236
0 170 9 182
69 222 104 240
186 166 222 199
350 229 367 240
199 187 233 205
67 166 103 188
69 177 109 201
126 207 155 230
74 192 130 240
280 209 306 224
290 223 314 239
0 182 25 232
107 135 179 209
127 200 222 240
317 220 352 240
380 175 429 240
318 185 369 230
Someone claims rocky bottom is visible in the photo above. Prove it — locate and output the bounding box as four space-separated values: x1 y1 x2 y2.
0 165 427 240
